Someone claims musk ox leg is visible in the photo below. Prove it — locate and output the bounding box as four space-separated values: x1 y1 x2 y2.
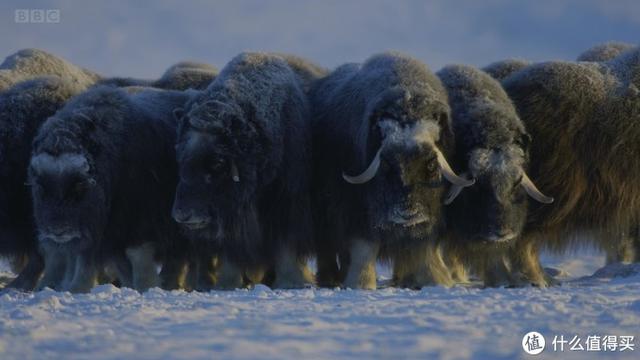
510 240 557 288
186 255 217 291
6 251 44 291
605 232 637 264
393 242 454 288
58 251 77 290
316 245 341 287
36 247 67 291
160 256 189 290
244 265 266 286
106 252 133 288
481 250 514 288
67 251 99 293
215 258 243 290
125 242 159 292
272 246 314 289
343 239 378 290
446 249 469 284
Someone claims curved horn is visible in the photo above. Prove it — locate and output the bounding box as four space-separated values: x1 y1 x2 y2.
231 160 240 183
521 172 553 204
443 172 469 205
342 147 383 184
435 148 475 187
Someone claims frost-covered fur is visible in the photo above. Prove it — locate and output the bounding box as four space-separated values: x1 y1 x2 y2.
29 86 193 292
483 59 531 81
173 52 318 289
102 61 218 91
437 65 545 286
0 49 100 92
0 76 90 290
577 42 636 62
500 48 640 286
311 52 457 289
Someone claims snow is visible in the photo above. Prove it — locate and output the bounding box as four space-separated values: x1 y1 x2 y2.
0 250 638 360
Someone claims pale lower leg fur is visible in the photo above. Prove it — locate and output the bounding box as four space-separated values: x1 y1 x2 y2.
343 239 379 290
126 242 159 292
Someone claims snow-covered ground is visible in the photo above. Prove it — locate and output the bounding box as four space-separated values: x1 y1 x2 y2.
0 250 638 360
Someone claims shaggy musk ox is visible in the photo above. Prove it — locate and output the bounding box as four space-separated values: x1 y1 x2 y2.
101 61 218 90
499 48 640 286
0 49 100 92
311 52 474 289
29 86 193 292
436 65 553 286
483 59 531 81
172 52 319 289
0 76 90 290
577 41 635 62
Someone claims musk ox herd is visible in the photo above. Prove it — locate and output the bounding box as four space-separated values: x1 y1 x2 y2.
0 43 638 293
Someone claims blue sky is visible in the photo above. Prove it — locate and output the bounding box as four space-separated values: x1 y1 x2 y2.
0 0 638 78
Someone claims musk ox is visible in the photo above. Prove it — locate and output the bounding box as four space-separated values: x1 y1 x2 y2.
499 48 640 286
101 61 218 90
482 59 531 81
172 52 319 289
0 76 90 290
29 86 193 292
577 41 635 62
311 52 474 289
436 65 553 286
0 49 100 92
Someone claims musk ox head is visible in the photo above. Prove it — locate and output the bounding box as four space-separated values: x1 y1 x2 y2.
172 96 261 237
28 152 105 247
342 87 474 235
444 100 553 243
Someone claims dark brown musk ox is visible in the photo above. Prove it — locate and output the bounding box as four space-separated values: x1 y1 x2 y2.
0 49 218 292
310 52 475 289
0 76 90 291
28 86 195 293
498 47 640 286
172 52 324 289
436 64 553 286
576 42 639 264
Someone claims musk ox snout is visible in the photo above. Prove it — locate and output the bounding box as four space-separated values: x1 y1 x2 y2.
171 205 211 228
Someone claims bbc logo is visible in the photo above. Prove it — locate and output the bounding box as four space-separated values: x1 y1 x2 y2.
15 9 60 23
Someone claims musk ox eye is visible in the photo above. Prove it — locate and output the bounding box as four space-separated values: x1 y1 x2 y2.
204 174 213 184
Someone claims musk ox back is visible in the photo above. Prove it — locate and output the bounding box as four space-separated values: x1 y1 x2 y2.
0 49 100 92
500 51 640 286
29 86 192 292
436 64 552 286
482 59 531 81
172 52 317 289
577 42 636 62
0 76 89 290
311 52 474 289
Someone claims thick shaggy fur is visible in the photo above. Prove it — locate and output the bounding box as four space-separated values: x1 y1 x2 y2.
483 59 531 81
311 52 456 289
577 42 635 62
0 49 100 92
173 52 317 289
0 76 89 290
500 48 640 285
102 61 218 90
30 86 192 292
437 65 540 286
